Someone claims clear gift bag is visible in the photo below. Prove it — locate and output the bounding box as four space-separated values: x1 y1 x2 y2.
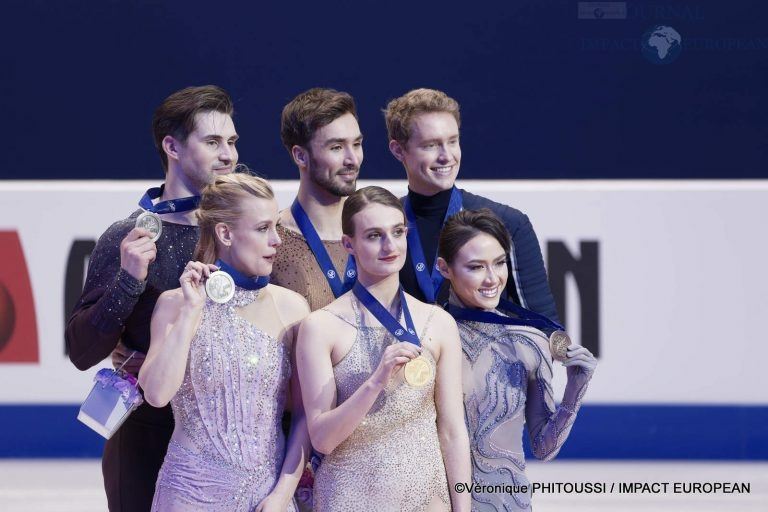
77 352 144 439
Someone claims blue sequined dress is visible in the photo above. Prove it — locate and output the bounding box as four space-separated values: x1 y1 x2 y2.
458 322 592 511
152 288 296 511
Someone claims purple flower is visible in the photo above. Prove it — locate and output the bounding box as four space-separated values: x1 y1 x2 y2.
93 368 144 407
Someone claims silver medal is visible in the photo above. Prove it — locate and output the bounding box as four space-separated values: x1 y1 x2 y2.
205 271 235 304
135 211 163 242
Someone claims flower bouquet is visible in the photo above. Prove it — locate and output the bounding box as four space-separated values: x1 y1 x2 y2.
294 453 321 511
77 365 144 439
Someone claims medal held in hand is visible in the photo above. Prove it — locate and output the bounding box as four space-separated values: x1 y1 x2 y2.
447 298 571 362
403 355 433 388
135 211 163 242
548 330 570 363
352 282 434 388
205 271 235 304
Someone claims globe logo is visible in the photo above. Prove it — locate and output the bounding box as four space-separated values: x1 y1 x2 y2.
327 269 336 279
641 25 682 65
594 8 604 19
416 263 426 272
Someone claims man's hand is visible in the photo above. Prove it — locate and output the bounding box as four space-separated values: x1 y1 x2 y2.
120 228 157 281
111 341 146 377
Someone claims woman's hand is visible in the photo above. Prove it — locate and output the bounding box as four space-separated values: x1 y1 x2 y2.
368 342 422 389
563 343 597 380
255 489 293 512
179 261 218 308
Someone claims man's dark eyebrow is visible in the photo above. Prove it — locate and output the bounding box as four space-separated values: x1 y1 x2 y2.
323 134 363 145
201 133 239 141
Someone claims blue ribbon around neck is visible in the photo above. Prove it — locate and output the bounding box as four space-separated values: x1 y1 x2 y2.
352 281 420 346
403 186 463 303
138 185 200 215
290 199 357 298
214 259 270 290
447 298 564 331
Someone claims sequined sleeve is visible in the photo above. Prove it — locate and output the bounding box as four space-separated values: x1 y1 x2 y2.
525 337 592 461
67 213 198 371
65 217 145 370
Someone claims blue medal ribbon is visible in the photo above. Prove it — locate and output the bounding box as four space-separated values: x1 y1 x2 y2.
138 185 200 214
214 259 270 290
404 186 463 303
447 298 564 331
290 199 357 298
352 282 420 346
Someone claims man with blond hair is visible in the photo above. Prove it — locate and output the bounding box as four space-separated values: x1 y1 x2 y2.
384 88 558 322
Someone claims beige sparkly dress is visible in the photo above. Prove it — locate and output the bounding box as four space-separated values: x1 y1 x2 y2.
313 297 451 511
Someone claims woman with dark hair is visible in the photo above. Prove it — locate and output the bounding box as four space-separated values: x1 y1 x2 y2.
436 208 597 511
296 185 471 511
139 173 310 511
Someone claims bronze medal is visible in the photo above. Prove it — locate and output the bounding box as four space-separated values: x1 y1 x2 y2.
135 211 163 242
549 330 571 362
404 355 433 387
205 271 235 304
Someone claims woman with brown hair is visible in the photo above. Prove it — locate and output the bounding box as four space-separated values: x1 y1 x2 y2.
296 185 471 511
437 208 597 511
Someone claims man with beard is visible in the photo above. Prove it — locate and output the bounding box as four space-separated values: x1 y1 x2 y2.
271 87 362 311
65 85 239 511
384 88 559 322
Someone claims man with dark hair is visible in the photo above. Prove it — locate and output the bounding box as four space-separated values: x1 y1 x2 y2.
271 87 363 311
66 85 238 511
384 88 559 322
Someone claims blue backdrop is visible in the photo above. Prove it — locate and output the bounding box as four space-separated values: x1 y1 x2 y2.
2 1 766 181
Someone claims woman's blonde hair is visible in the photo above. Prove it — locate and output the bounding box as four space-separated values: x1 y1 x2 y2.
194 172 274 263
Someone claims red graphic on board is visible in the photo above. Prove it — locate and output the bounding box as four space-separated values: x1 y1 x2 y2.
0 231 39 362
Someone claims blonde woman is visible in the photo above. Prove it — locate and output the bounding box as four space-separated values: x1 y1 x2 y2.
139 173 310 511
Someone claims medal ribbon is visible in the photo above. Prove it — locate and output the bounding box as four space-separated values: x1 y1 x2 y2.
290 199 357 297
214 259 270 290
352 282 420 346
404 186 463 303
447 298 564 331
138 185 200 214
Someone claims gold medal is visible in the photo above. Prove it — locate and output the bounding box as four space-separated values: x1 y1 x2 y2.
135 211 163 242
549 330 571 362
205 271 235 304
403 355 433 387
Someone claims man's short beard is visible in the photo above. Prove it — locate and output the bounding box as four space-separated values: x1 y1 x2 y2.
309 163 357 197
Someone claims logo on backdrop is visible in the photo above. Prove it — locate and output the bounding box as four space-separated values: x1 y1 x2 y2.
641 25 682 65
0 231 39 362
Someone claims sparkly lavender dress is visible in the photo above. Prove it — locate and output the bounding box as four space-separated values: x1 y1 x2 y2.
152 288 296 511
458 323 592 511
